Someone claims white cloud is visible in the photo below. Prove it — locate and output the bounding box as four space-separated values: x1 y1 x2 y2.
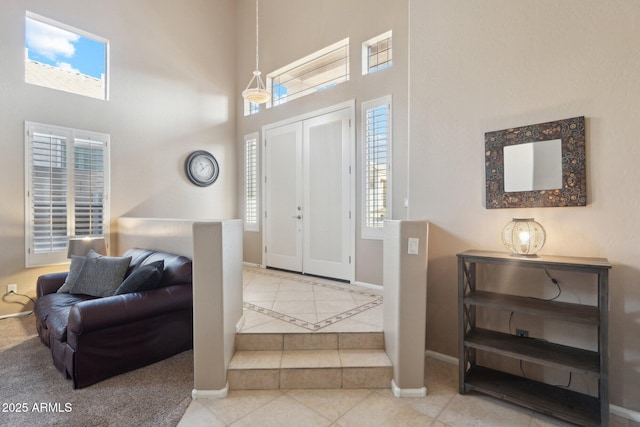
25 17 79 61
57 62 80 74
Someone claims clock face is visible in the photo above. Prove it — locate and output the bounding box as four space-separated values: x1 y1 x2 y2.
185 151 219 186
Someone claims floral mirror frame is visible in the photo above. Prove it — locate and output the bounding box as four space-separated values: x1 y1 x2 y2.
485 116 587 209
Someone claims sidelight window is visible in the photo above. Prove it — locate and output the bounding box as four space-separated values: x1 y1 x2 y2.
361 96 392 239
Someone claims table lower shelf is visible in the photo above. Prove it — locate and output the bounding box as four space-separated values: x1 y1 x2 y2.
463 365 603 427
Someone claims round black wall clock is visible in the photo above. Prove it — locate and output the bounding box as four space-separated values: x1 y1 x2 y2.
185 150 219 187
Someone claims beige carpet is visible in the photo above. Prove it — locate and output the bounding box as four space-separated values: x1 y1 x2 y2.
0 315 192 427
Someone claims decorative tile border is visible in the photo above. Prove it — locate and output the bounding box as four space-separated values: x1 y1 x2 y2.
243 268 383 331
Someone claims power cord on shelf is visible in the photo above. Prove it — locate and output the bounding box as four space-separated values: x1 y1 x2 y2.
508 269 571 388
509 269 562 334
519 359 573 388
522 269 562 302
538 269 562 301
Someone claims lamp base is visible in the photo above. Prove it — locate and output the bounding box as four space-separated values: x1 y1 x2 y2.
509 252 539 258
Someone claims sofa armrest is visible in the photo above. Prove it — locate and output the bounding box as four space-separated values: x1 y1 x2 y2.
36 272 69 297
67 283 192 340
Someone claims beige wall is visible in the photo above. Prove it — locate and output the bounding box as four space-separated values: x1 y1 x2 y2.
409 0 640 411
236 0 409 286
0 0 236 317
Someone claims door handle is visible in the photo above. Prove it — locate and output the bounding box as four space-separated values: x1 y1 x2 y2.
292 215 302 219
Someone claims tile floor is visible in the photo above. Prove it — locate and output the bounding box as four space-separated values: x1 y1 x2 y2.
178 267 637 427
239 266 383 333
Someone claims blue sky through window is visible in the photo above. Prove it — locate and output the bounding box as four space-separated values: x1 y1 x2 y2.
25 16 106 79
273 83 287 102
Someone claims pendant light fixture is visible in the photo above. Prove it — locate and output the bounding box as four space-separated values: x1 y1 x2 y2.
242 0 271 105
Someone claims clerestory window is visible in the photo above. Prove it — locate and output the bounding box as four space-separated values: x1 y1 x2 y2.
362 31 392 75
25 12 109 100
268 38 349 107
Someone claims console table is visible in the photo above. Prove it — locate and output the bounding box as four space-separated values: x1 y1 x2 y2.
457 250 610 426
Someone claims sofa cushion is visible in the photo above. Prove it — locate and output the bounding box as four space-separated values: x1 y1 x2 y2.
70 251 132 297
46 305 75 342
113 260 164 295
120 249 192 287
57 255 86 293
35 292 96 333
123 248 156 277
144 253 192 287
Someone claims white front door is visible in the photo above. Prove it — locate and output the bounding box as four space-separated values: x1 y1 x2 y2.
264 106 353 281
264 122 303 272
302 109 352 280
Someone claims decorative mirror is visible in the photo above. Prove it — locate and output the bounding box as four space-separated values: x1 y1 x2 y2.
485 116 586 209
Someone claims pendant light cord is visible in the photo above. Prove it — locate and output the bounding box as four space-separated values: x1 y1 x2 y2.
242 0 270 103
255 0 260 71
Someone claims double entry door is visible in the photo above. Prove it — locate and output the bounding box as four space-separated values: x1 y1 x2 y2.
264 107 354 282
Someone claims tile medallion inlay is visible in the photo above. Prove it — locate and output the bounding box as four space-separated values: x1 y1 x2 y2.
244 268 383 331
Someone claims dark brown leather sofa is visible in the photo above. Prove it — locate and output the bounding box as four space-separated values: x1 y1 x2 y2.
34 248 193 388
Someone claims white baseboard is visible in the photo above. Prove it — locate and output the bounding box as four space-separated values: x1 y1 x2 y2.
242 262 263 268
351 281 383 292
236 314 246 332
0 311 33 320
610 404 640 422
191 383 229 399
425 350 459 365
391 379 427 398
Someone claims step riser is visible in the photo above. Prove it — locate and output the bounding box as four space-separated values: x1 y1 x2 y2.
228 366 392 390
236 332 384 351
230 331 391 390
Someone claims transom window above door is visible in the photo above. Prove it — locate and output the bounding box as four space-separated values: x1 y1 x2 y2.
267 38 350 107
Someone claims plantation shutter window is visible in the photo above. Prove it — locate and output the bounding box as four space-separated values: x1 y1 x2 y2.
73 138 105 237
361 96 392 240
30 131 69 256
244 133 259 231
25 122 110 267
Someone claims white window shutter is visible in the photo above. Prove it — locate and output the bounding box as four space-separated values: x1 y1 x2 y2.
361 96 392 240
29 130 70 261
73 138 106 237
244 132 259 231
25 122 109 267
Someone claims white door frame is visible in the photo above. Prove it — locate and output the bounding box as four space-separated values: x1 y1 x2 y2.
261 100 356 282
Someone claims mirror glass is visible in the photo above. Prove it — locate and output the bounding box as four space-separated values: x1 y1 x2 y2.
485 116 586 209
504 139 562 192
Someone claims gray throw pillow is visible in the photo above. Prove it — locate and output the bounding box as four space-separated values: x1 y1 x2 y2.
113 260 164 295
57 255 86 293
70 250 132 297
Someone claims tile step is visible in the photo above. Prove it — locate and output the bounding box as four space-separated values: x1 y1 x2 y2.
228 349 392 390
235 331 385 351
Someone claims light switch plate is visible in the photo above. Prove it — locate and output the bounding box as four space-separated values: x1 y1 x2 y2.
408 238 419 255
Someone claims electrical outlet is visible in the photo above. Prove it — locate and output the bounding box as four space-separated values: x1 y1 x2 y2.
7 284 17 295
516 329 529 338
